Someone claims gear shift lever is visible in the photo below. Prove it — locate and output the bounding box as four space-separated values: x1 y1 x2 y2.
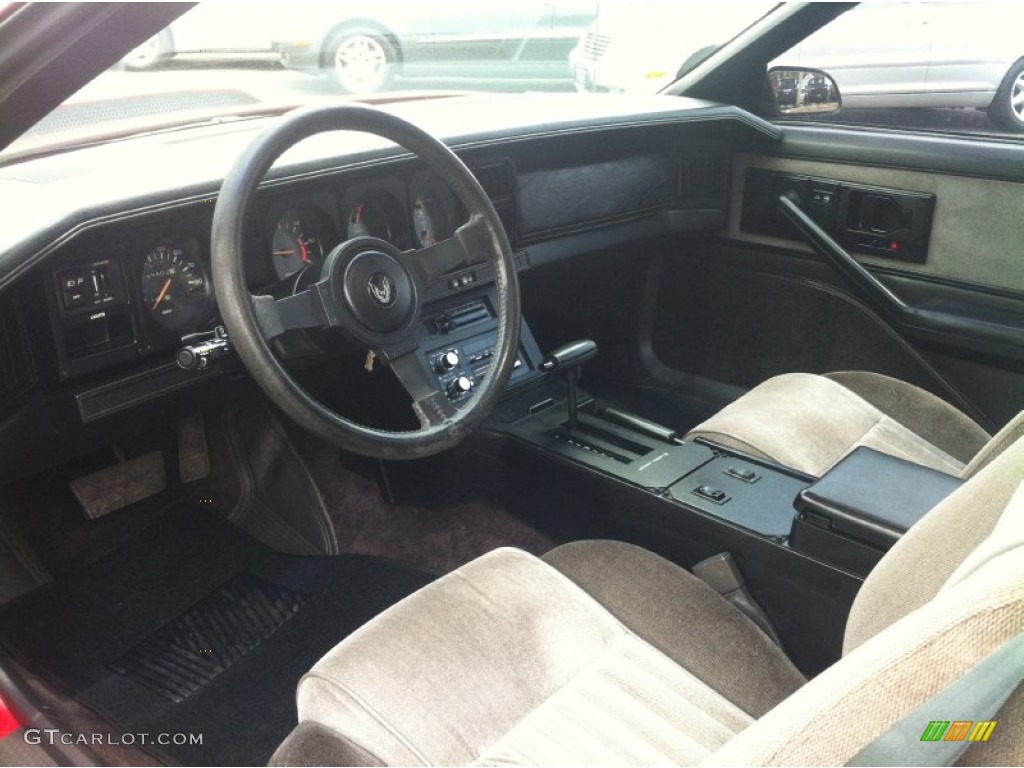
540 339 598 428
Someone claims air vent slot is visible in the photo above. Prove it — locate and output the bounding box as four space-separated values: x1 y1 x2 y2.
472 162 515 202
470 161 518 241
0 292 38 406
679 152 726 205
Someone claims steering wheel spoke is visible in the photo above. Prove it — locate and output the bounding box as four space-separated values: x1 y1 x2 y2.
409 214 490 284
384 345 458 429
250 281 342 340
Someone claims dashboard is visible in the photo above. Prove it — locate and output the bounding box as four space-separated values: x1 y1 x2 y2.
0 94 780 462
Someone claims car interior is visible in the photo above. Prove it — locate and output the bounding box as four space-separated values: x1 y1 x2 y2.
0 3 1021 766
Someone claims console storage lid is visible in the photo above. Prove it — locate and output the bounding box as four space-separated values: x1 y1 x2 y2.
795 446 962 551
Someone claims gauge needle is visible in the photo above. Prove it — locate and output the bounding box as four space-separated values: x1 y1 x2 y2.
152 278 172 311
272 250 295 256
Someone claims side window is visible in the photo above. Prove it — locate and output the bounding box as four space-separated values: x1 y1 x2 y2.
771 2 1024 138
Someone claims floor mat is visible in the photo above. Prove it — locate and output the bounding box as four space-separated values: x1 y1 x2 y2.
0 506 435 766
291 428 556 571
111 574 307 703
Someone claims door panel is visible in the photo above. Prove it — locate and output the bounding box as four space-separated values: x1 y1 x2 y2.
727 153 1024 293
647 130 1024 433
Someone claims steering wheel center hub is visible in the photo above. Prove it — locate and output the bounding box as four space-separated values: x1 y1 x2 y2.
337 246 416 335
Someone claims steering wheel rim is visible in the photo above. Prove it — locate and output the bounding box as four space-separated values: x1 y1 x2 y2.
211 103 521 460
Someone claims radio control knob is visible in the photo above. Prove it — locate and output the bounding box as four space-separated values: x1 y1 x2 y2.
448 375 473 398
436 350 459 373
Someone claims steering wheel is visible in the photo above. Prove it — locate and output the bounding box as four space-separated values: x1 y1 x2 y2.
211 104 521 460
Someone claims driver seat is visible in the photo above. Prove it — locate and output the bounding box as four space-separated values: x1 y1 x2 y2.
271 437 1024 766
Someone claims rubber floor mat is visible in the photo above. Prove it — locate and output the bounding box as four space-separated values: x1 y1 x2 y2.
111 574 307 703
0 506 435 766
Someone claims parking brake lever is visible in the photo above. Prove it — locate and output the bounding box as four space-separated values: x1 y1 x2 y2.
540 339 597 428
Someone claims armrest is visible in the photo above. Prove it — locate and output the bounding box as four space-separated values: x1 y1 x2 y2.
796 446 962 550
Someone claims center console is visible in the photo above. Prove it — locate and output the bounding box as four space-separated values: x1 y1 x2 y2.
486 338 961 581
490 383 812 543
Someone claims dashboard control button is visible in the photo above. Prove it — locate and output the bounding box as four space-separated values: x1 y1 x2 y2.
448 376 473 398
436 350 459 373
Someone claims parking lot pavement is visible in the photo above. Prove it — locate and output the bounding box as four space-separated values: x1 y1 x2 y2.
70 58 344 106
71 57 574 108
817 107 1017 139
69 60 1019 140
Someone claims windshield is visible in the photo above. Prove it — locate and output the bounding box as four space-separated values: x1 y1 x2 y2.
13 1 1019 161
3 1 775 160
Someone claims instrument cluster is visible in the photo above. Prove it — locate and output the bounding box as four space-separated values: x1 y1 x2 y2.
265 173 464 284
49 172 468 380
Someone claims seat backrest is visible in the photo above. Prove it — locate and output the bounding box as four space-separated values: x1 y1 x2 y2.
843 429 1023 654
703 436 1024 766
962 410 1024 478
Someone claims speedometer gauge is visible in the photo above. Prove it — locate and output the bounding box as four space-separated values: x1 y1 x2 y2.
140 244 210 331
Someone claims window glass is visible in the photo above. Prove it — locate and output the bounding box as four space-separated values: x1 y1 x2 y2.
772 3 1024 139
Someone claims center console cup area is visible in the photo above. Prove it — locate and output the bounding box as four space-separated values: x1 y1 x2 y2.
487 337 964 579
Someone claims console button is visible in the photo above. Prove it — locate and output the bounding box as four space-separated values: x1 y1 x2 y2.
725 466 759 483
693 485 729 505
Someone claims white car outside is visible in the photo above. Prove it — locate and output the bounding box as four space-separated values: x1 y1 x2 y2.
569 3 771 93
571 2 1024 132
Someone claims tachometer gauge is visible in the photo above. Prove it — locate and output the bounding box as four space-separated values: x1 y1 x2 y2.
410 176 458 247
271 207 329 281
140 244 210 331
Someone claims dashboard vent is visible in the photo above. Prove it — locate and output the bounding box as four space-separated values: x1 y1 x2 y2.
679 152 726 205
471 161 518 242
473 163 515 202
0 292 38 405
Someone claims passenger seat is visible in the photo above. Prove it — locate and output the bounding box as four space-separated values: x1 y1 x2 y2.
685 371 1022 478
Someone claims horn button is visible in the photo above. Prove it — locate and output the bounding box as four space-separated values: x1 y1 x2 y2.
341 250 416 335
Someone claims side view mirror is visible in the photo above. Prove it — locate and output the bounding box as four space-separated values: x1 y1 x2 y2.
764 67 841 117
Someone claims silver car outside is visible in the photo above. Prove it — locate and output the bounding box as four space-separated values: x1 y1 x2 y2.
572 2 1024 132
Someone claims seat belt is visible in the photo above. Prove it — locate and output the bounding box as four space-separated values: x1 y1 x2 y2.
847 630 1024 767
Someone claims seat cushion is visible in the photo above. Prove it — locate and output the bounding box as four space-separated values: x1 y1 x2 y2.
685 372 988 477
282 545 801 767
542 541 804 718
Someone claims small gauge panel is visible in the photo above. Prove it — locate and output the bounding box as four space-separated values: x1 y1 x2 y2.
270 204 336 281
340 178 412 250
139 239 212 332
409 172 463 248
345 190 410 249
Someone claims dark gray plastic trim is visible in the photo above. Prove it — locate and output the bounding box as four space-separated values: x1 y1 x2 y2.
776 124 1024 183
